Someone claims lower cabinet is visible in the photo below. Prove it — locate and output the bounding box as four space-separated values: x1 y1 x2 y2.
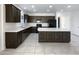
5 31 22 48
39 32 47 42
30 27 38 33
39 31 70 42
22 28 30 42
5 28 31 48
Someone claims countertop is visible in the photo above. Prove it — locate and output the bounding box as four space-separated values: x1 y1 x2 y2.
38 28 70 32
5 26 31 32
5 24 70 32
5 23 49 32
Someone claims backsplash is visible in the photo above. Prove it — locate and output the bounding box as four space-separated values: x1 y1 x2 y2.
27 23 48 27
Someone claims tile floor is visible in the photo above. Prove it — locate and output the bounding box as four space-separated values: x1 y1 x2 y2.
0 33 79 55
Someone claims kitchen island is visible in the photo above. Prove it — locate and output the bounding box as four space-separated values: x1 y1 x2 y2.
38 28 71 43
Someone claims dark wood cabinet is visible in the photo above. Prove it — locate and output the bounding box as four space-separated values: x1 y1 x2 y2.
31 27 38 33
28 16 55 23
22 30 27 42
5 31 22 48
22 28 31 42
17 31 22 44
39 31 70 42
5 26 39 48
5 27 31 48
46 32 55 42
24 14 29 23
54 32 63 42
62 32 70 42
5 4 21 22
39 32 47 42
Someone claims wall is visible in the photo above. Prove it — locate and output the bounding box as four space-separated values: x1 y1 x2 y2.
56 11 79 36
61 12 71 30
71 11 79 36
56 12 71 30
0 4 2 51
0 5 5 51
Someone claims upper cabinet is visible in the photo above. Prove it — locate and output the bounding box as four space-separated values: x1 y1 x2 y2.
27 16 55 23
5 4 21 22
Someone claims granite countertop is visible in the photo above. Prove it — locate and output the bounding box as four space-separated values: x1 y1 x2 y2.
38 28 70 31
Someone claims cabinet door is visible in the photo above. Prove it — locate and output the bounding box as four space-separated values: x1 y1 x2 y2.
12 5 16 22
5 32 18 48
54 32 62 42
39 32 47 42
5 4 13 22
51 32 55 41
5 4 20 22
15 8 20 22
46 32 55 42
17 31 22 45
62 32 70 42
18 9 21 22
31 27 38 33
13 6 19 22
22 30 27 42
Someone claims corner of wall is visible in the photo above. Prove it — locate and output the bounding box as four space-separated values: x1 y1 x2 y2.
0 4 6 52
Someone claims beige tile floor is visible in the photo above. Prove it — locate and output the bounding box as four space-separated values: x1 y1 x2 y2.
0 33 79 55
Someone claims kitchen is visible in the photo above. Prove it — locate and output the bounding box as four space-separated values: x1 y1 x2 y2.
0 4 79 55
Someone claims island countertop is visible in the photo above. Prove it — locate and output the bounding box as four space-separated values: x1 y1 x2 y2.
38 28 70 32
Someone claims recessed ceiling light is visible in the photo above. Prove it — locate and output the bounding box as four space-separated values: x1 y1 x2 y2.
47 9 50 12
67 5 71 8
32 5 35 8
49 5 53 8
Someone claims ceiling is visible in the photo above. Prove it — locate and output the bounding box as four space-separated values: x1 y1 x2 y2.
14 4 79 13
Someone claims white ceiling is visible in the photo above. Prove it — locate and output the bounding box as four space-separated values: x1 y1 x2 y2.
14 4 79 13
